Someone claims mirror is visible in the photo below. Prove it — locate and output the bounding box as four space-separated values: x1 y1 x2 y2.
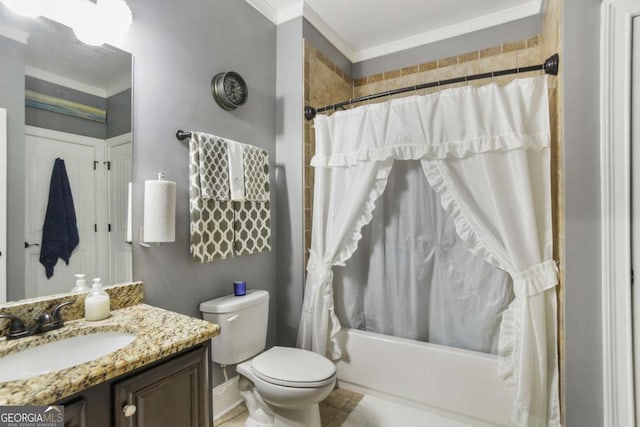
1 5 133 302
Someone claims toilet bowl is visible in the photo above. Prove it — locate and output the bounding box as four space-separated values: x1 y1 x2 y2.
237 347 336 426
200 290 336 427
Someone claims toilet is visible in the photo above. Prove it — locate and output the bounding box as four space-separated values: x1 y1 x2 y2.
200 290 336 427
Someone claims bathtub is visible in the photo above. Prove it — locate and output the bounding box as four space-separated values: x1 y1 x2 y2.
334 328 514 426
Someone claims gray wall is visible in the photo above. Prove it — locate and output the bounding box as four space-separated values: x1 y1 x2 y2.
352 15 543 78
106 89 132 138
125 0 277 386
25 76 107 139
0 36 26 302
24 78 132 139
562 0 603 425
275 18 304 347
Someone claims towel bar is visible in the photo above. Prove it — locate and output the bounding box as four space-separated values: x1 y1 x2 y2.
176 130 191 141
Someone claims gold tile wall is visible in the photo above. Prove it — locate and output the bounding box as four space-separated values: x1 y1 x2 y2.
303 42 352 266
303 0 563 417
352 35 547 101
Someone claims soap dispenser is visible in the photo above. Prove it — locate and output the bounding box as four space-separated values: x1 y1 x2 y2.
84 278 110 321
71 274 89 292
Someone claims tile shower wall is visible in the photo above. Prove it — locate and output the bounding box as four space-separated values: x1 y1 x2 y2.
302 0 563 418
303 42 352 265
304 11 562 259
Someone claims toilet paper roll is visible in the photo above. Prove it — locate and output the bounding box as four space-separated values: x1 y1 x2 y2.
143 178 176 242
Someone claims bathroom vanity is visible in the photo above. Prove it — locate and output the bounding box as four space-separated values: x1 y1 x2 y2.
57 342 210 427
0 284 220 427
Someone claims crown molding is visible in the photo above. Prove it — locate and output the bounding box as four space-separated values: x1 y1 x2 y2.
245 0 279 25
302 2 355 61
0 23 29 44
105 77 132 98
248 0 543 62
25 66 107 98
277 2 303 24
351 0 544 62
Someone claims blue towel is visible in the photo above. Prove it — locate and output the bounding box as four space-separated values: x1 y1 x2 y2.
39 158 79 279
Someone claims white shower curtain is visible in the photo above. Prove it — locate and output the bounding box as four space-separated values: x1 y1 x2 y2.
297 76 559 427
333 159 514 354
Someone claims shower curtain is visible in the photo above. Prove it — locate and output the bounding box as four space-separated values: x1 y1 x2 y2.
297 76 559 427
333 159 514 354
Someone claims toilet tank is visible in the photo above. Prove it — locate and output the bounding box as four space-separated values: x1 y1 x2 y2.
199 290 269 365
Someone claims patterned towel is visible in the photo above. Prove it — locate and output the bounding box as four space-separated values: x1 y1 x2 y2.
243 145 269 202
189 132 234 262
234 144 271 255
197 132 230 200
189 131 271 261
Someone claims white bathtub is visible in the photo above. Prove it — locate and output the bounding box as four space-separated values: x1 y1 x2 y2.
334 328 514 426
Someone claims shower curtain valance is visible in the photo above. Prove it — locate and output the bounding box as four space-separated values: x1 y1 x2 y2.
298 76 559 427
310 77 550 168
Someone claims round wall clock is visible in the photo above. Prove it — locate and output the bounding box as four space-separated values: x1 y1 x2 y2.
211 71 248 111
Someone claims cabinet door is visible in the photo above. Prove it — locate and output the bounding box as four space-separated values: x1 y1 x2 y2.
114 346 210 427
55 379 110 427
63 398 86 427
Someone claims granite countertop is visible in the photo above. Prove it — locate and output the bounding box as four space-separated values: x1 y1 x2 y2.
0 304 220 405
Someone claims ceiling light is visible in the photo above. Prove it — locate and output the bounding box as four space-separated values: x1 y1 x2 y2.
73 23 107 46
72 0 132 46
2 0 132 46
98 0 133 34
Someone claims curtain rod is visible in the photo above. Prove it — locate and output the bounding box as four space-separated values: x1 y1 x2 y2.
304 53 559 121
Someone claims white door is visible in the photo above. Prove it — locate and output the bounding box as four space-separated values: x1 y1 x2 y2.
107 135 132 284
0 108 6 303
24 128 99 297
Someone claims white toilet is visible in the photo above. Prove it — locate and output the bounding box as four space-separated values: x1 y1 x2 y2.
200 290 336 427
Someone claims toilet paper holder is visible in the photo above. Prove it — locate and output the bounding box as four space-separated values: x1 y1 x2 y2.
140 172 176 248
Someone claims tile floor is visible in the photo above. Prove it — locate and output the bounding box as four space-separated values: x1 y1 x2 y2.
341 394 473 427
214 387 362 427
213 387 474 427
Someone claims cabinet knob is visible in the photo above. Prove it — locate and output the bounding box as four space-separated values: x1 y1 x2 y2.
123 404 137 417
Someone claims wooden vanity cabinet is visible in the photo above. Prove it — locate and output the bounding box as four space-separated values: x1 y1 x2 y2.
56 342 212 427
60 382 111 427
114 344 209 427
60 396 87 427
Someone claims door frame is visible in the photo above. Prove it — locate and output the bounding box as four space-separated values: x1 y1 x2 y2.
600 1 640 425
0 108 6 303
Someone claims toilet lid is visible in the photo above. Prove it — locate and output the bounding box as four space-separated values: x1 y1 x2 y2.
251 347 336 387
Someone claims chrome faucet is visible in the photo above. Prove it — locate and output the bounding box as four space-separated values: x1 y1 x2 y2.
0 300 75 340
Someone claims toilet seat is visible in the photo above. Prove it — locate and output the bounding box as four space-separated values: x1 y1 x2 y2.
251 346 336 388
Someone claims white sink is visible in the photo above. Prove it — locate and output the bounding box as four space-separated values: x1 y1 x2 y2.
0 331 136 382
